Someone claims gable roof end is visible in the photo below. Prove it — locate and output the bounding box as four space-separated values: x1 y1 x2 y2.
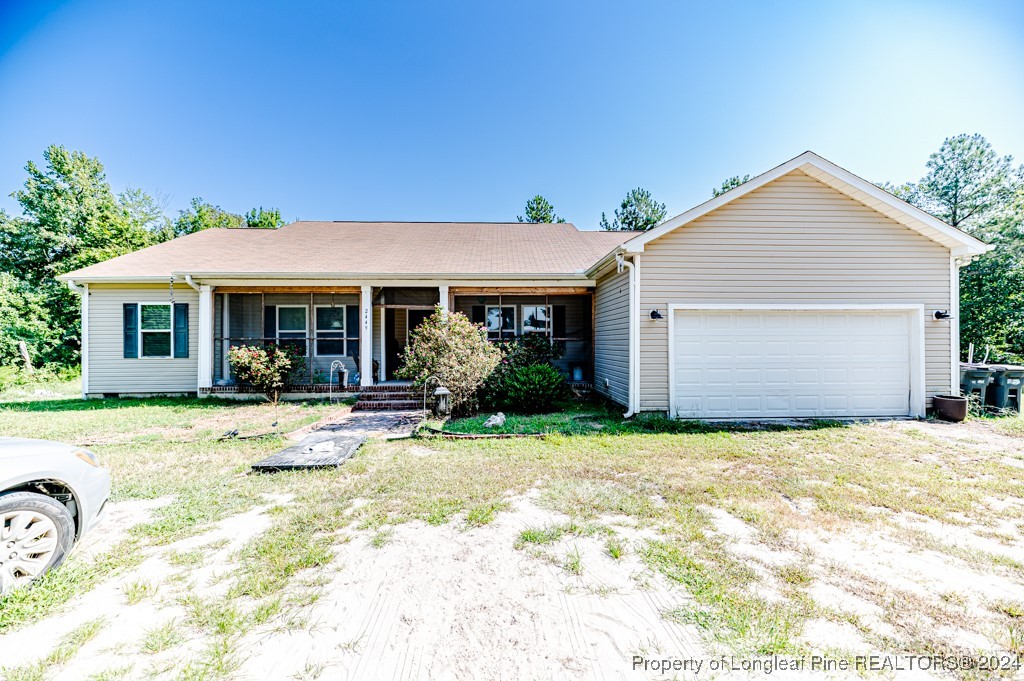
621 151 993 257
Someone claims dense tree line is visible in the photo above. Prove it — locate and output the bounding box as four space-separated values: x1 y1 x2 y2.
0 145 284 371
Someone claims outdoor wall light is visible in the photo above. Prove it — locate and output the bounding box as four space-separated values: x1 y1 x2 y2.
933 310 952 320
649 309 664 320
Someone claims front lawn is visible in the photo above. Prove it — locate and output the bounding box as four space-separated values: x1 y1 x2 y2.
1 390 1023 679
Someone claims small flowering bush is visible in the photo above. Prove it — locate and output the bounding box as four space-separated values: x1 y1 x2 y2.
396 307 502 416
229 343 298 404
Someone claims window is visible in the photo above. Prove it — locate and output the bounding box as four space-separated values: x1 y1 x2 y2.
485 306 516 340
521 305 551 334
315 306 346 356
277 306 308 355
140 304 172 357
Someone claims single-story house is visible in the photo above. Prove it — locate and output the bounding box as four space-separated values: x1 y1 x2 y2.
59 151 991 418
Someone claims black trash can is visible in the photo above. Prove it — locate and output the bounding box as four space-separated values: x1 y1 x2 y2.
960 364 994 402
986 365 1024 412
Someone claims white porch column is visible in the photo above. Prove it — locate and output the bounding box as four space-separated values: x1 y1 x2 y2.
438 285 450 317
378 308 386 382
221 293 230 381
198 285 213 391
360 285 373 386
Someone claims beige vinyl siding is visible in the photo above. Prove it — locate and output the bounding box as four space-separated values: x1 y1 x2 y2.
593 268 630 406
638 170 952 412
87 284 199 395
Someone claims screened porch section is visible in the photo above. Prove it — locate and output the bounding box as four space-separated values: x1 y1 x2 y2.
212 292 362 388
451 292 594 383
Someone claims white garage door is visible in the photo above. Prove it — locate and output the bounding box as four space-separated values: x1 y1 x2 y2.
672 309 912 418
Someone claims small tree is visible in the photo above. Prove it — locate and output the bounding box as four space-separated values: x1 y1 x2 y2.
712 175 751 197
517 195 565 223
396 307 502 415
599 187 667 231
228 344 295 404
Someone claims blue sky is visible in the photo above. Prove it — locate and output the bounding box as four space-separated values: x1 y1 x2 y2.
1 0 1022 229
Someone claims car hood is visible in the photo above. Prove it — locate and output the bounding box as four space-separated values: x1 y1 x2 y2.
0 436 80 460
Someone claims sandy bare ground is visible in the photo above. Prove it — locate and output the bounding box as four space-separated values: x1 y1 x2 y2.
0 493 704 681
2 419 1024 680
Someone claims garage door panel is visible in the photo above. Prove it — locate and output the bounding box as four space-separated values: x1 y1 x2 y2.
673 309 912 418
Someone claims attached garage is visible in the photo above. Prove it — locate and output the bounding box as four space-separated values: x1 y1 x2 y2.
589 151 992 420
669 306 924 419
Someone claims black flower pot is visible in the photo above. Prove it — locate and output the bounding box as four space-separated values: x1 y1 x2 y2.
933 395 968 422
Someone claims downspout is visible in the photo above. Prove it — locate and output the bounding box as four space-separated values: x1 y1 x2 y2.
183 275 201 292
616 254 638 417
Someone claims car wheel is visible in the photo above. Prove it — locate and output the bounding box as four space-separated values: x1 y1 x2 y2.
0 492 75 596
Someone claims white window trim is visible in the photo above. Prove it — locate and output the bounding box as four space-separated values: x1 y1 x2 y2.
313 304 348 357
665 303 926 419
138 302 173 359
277 305 309 355
521 305 552 335
486 305 517 338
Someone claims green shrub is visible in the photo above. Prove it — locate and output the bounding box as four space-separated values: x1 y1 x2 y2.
397 307 503 415
481 334 567 411
0 364 79 391
491 363 570 414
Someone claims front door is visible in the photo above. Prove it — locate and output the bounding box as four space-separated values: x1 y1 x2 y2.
385 309 433 381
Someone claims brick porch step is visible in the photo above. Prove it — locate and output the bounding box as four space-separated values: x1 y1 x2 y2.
357 391 417 401
353 399 421 411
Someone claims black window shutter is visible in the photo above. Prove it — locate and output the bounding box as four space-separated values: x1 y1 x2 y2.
346 305 359 339
173 303 189 358
471 306 485 325
553 306 566 338
123 304 138 358
263 305 277 340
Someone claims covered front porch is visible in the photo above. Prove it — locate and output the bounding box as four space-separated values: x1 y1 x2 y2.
196 284 594 395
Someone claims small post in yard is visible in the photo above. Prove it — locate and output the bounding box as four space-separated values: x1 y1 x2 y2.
17 341 34 374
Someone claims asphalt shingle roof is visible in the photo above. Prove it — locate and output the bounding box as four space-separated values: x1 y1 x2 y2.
63 222 636 280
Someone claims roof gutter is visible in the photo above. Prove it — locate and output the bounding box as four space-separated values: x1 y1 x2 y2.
586 245 637 278
183 275 202 292
65 279 84 293
173 271 594 280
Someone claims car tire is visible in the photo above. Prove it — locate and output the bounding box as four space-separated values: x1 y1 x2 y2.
0 492 75 595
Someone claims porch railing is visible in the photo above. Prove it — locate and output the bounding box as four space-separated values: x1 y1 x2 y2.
213 336 362 387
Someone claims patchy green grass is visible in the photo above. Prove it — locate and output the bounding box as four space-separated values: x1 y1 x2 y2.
562 546 583 576
87 665 133 681
433 403 841 437
1 618 106 680
140 619 185 654
0 393 340 632
516 525 565 547
605 536 625 560
2 388 1024 668
122 578 158 605
994 413 1024 437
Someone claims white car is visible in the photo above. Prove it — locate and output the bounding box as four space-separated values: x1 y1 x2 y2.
0 437 111 595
